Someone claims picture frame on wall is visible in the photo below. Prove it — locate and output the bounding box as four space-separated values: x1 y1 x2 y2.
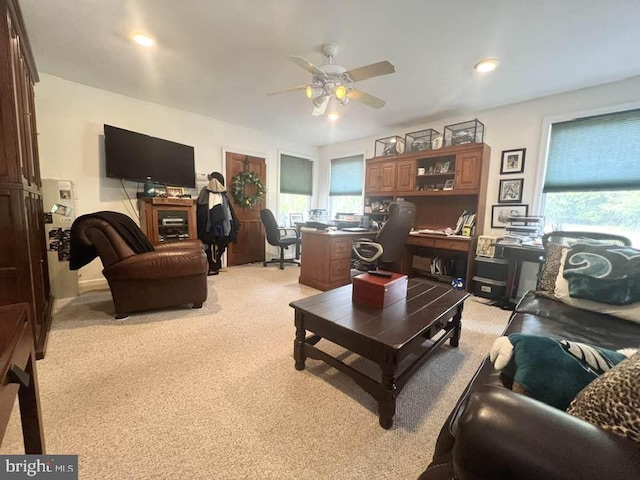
498 178 524 203
491 204 529 228
500 148 526 174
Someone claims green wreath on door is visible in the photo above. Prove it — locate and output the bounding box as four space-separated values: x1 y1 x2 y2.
231 171 266 209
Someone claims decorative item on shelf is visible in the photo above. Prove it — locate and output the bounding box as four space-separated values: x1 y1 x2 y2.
440 161 451 173
143 176 166 198
498 178 524 203
443 118 484 147
443 179 454 190
500 148 526 174
166 186 185 197
375 135 405 157
432 135 444 149
417 167 426 175
434 162 442 173
491 204 528 229
405 129 440 152
231 170 266 209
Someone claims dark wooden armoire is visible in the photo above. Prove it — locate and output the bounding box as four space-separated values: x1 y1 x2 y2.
0 0 52 359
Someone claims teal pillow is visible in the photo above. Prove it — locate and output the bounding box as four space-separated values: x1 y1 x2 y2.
490 333 628 410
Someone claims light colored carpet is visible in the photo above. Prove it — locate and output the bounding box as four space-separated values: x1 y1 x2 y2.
1 265 511 479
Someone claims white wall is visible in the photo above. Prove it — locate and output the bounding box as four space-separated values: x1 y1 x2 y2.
318 75 640 236
35 74 318 287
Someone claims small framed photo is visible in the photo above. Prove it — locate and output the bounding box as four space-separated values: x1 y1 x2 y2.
433 162 442 173
498 178 524 203
166 186 185 197
500 148 526 175
440 161 450 173
443 179 454 190
491 204 528 228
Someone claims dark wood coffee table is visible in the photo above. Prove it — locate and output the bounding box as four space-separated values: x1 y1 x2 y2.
289 279 468 429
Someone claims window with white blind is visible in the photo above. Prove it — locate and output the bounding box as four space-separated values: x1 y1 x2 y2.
329 154 364 219
279 154 313 226
542 108 640 244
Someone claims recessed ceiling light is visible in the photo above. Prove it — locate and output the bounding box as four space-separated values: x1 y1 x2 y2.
328 113 340 121
474 58 499 73
132 34 155 47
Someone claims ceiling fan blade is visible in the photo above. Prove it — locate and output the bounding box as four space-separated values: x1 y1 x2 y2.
347 88 386 109
345 61 395 83
266 85 307 96
311 97 329 116
289 56 325 76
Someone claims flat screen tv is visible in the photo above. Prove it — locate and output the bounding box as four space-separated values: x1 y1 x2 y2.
104 125 196 188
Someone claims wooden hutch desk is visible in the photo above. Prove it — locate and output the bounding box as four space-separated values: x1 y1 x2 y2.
365 143 491 291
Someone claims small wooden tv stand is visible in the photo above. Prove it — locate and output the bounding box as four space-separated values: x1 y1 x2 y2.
138 197 197 246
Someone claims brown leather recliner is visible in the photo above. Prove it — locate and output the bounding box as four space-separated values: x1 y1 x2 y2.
72 216 208 318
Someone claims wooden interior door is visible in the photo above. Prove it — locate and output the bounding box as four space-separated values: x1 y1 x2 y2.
225 152 266 266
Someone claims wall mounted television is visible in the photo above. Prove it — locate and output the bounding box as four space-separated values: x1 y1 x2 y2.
104 124 196 188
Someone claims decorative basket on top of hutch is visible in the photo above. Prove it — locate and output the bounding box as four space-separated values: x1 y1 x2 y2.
365 138 490 291
0 0 53 359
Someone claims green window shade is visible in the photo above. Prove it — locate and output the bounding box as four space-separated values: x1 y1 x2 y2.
280 154 313 195
544 108 640 193
330 155 364 196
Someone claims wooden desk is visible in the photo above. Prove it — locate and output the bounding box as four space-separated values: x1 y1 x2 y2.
299 230 376 291
405 233 476 289
0 303 45 453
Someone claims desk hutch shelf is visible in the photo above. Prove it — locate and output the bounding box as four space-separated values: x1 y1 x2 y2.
365 143 491 291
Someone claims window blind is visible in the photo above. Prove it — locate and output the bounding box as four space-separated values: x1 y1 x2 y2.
280 154 313 195
329 155 364 196
544 108 640 192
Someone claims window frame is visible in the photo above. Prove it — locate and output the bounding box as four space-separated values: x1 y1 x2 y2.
533 100 640 213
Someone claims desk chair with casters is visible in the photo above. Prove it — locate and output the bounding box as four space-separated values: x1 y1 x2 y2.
261 209 301 269
352 201 416 272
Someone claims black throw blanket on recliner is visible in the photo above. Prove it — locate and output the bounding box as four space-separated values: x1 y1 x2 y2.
70 211 154 270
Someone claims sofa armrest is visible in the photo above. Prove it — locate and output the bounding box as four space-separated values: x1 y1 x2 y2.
104 250 207 281
453 386 640 480
154 240 204 251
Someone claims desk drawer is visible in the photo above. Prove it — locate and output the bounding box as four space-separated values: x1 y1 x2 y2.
407 236 436 248
434 239 469 252
329 259 350 282
330 237 352 259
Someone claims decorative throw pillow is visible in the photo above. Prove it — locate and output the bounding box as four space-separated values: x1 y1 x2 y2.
568 351 640 444
563 242 640 305
534 242 566 297
489 333 631 410
555 248 640 324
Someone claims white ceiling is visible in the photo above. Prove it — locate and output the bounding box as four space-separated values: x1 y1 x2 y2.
20 0 640 147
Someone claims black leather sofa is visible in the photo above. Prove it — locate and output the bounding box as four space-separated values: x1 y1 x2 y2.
419 291 640 480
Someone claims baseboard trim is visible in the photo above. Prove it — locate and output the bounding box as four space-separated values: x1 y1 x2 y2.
79 278 109 293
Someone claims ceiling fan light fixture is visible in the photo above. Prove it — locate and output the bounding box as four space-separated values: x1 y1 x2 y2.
328 113 340 121
334 85 347 99
337 95 350 106
306 86 324 99
312 95 327 108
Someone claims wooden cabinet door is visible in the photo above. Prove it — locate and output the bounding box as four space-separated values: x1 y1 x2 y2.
396 159 416 192
365 162 382 192
380 162 396 192
455 152 481 190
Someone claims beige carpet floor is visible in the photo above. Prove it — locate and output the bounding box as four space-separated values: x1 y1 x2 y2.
1 265 511 479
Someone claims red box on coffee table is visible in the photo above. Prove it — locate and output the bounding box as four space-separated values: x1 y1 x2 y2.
352 271 408 309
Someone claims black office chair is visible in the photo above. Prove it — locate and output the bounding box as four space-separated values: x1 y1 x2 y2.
260 209 301 269
352 201 416 272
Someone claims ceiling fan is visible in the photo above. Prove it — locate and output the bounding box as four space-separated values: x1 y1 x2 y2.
267 43 396 116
